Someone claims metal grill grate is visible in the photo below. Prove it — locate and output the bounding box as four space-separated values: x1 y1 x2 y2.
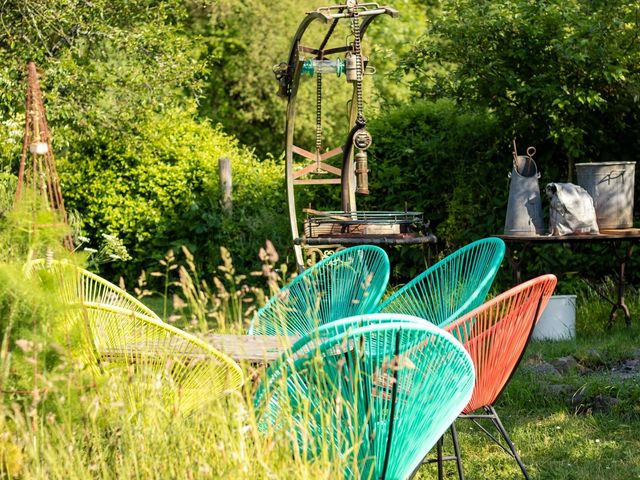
304 210 427 238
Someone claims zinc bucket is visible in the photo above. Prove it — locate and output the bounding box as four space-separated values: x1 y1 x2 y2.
576 162 636 229
504 155 545 235
532 295 576 341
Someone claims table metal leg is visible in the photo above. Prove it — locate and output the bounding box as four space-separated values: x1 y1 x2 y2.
608 242 634 329
505 243 530 286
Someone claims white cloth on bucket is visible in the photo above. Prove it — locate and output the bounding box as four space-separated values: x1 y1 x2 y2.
546 183 599 236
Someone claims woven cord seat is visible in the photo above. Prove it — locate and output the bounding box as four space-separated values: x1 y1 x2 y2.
377 238 505 327
26 259 243 414
249 245 390 336
255 317 475 479
432 274 557 480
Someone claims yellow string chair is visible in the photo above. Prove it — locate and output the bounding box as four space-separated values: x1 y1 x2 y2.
26 259 243 413
77 303 244 414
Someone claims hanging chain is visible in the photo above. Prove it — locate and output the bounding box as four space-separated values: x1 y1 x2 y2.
315 72 323 154
350 9 365 124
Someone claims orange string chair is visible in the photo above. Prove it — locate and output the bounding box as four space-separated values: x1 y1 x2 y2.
428 274 557 480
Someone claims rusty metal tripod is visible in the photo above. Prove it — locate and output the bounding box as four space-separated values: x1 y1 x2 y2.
16 62 74 250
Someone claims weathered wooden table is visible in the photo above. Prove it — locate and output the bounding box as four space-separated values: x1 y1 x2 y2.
100 334 299 366
495 229 640 328
201 333 299 364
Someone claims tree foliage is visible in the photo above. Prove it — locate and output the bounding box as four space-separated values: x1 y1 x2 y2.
194 0 428 156
402 0 640 176
0 0 288 281
60 106 287 281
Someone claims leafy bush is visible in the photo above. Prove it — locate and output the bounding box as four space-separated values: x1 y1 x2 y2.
1 1 292 284
359 97 640 289
357 99 508 276
58 106 289 283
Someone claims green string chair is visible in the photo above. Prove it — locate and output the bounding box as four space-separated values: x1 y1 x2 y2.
376 238 505 328
249 245 390 336
432 274 557 480
255 316 476 480
76 303 244 414
26 258 160 320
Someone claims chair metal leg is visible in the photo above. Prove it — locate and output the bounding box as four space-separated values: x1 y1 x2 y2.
437 436 444 480
450 423 465 480
413 427 463 480
486 405 530 480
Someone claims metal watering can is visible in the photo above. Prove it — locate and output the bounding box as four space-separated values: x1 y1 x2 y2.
504 144 545 236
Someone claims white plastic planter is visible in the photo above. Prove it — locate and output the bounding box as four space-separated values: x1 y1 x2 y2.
532 295 576 341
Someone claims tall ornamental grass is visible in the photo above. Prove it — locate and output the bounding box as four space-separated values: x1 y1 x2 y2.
1 201 352 478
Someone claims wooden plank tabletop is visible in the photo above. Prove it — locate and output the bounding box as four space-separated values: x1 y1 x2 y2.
201 333 299 363
99 333 300 365
495 229 640 243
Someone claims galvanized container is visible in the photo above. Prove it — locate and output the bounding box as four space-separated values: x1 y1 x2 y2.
575 162 636 229
504 155 545 235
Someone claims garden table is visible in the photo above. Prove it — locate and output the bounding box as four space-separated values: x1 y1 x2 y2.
100 333 300 366
494 229 640 328
201 333 299 364
202 333 356 364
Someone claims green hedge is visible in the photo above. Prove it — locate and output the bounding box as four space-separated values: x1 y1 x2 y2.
359 98 640 290
59 107 289 283
357 99 503 278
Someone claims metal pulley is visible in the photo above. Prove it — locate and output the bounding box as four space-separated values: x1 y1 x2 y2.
354 128 372 150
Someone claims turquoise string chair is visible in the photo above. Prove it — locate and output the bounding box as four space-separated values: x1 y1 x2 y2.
281 313 430 360
76 303 244 414
249 245 390 336
255 317 476 480
431 274 557 480
25 258 160 320
376 238 505 328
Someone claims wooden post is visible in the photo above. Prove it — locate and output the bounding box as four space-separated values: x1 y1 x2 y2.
219 157 232 214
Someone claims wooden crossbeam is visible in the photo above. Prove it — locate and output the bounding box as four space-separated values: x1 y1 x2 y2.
292 145 343 180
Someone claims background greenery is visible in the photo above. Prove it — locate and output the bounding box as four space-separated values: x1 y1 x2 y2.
1 0 639 286
2 1 640 477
